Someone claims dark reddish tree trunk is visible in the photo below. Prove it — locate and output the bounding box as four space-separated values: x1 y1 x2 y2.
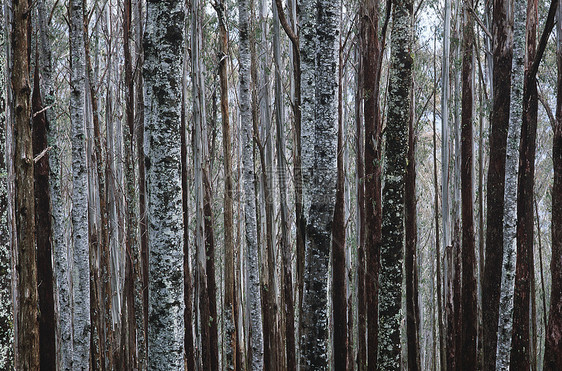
360 0 383 368
460 2 477 367
332 35 347 370
32 65 56 371
544 48 562 369
544 0 562 367
482 0 512 366
405 94 420 371
181 88 196 371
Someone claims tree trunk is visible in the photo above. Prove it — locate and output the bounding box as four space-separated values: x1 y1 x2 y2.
143 0 185 367
0 9 14 367
214 0 238 368
482 0 512 365
12 0 41 366
332 28 347 370
299 0 338 368
405 87 420 371
239 0 264 366
511 0 538 367
495 0 525 366
32 64 56 371
460 1 477 367
69 0 91 367
544 3 562 368
377 0 412 367
360 0 384 369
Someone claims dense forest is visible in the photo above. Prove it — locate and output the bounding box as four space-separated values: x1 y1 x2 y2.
0 0 561 369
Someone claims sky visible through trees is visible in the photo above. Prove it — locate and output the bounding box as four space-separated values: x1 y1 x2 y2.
1 0 562 369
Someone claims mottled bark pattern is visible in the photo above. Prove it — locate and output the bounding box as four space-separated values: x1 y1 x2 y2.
482 0 512 366
511 0 538 367
143 0 185 368
377 0 412 367
239 0 264 367
495 0 525 367
69 0 91 367
299 0 338 369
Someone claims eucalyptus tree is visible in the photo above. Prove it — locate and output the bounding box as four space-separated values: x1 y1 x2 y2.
482 0 512 366
69 0 91 367
377 0 413 368
299 0 339 368
239 0 264 367
544 1 562 368
143 0 185 368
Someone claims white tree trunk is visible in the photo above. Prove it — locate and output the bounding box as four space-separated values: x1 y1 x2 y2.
69 0 91 368
495 0 525 368
442 0 452 250
143 0 185 368
239 0 264 367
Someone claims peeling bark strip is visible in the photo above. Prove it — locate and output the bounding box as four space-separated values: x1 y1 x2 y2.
143 0 185 368
12 0 40 367
495 0 525 366
69 0 91 368
377 0 413 368
239 0 264 367
299 0 339 369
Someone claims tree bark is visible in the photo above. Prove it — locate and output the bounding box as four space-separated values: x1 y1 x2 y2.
544 3 562 368
460 1 477 367
299 0 338 368
482 0 512 366
377 0 412 367
32 64 56 371
69 0 91 367
12 0 40 366
239 0 264 366
360 0 384 369
332 28 347 370
405 85 420 371
511 0 538 367
143 0 185 367
495 0 525 366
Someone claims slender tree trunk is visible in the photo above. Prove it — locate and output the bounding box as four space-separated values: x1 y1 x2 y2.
495 0 525 366
360 0 383 369
482 0 512 365
180 49 196 371
460 1 477 367
0 11 14 368
332 28 348 370
143 0 185 367
544 3 562 368
355 43 367 371
432 31 445 371
511 0 538 367
69 0 91 367
12 0 40 365
377 0 413 367
32 64 56 371
299 0 338 368
214 0 238 368
405 86 420 371
239 0 264 366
